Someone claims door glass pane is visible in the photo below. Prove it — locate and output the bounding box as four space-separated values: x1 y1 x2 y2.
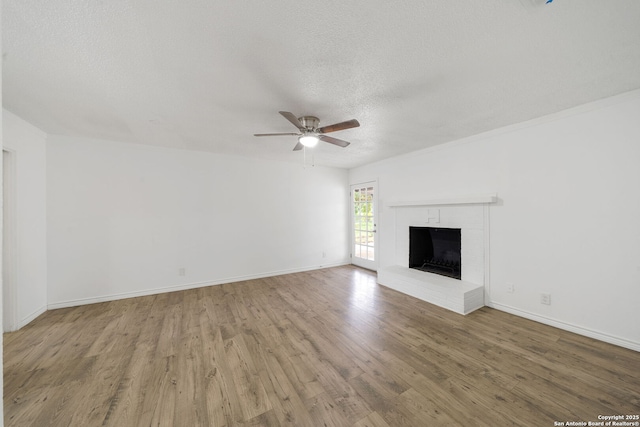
353 184 375 264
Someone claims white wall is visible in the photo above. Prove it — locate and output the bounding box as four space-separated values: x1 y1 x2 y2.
350 90 640 350
47 136 349 307
2 110 48 329
1 6 4 417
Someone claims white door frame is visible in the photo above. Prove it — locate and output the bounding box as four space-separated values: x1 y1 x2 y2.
350 180 378 271
3 149 18 332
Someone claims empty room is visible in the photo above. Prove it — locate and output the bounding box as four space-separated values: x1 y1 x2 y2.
2 1 640 426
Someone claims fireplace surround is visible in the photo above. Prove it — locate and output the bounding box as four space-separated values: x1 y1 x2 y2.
377 194 497 315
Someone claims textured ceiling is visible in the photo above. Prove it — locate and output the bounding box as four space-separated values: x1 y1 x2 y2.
3 0 640 168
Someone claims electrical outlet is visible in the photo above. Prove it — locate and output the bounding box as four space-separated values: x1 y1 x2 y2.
322 251 326 258
506 283 514 293
179 268 186 276
540 293 551 305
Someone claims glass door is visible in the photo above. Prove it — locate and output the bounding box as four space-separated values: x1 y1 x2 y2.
351 182 377 271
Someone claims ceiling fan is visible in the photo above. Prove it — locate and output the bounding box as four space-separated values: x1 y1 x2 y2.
254 111 360 151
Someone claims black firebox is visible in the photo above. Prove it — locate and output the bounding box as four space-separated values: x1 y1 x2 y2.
409 227 461 279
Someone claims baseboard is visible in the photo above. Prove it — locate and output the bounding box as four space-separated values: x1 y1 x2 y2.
16 305 48 330
47 261 350 310
488 302 640 352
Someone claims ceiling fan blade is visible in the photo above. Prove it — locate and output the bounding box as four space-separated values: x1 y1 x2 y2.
317 119 360 134
319 135 350 148
254 132 300 137
279 111 304 130
293 141 304 151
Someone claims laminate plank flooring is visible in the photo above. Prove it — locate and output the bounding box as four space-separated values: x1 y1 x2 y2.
4 265 640 426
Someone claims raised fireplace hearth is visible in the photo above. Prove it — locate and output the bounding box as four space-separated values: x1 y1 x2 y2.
378 266 483 315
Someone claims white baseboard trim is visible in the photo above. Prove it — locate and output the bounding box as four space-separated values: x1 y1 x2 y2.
16 305 48 330
47 261 350 310
488 302 640 352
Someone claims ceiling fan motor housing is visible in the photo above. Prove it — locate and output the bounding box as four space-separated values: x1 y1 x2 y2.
298 116 320 131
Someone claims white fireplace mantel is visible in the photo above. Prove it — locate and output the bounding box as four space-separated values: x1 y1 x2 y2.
386 193 497 208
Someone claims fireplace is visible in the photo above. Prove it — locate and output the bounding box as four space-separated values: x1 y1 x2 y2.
378 196 494 315
409 226 461 279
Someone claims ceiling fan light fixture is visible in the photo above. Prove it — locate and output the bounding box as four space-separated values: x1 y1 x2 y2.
299 135 319 147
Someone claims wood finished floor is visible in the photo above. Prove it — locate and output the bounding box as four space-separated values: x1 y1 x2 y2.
4 266 640 426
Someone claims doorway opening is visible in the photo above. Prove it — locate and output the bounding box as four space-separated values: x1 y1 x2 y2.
351 182 377 271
